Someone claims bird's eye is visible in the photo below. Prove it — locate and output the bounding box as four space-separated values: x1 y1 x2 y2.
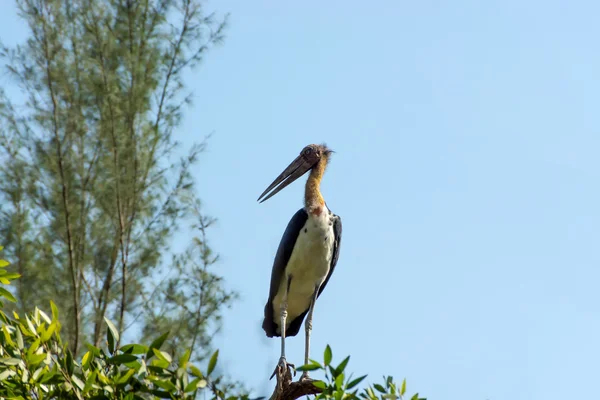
304 148 312 155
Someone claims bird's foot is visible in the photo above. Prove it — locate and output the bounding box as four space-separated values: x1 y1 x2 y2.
299 371 312 382
269 356 295 380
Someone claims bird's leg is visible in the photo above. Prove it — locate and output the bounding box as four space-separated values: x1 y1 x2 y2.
270 277 295 380
279 300 288 359
300 286 320 382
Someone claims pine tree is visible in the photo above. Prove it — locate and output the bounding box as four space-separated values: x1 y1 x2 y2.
0 0 235 360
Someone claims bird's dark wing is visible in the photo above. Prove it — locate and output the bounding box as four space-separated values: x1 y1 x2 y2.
317 214 342 297
285 213 342 337
262 208 308 337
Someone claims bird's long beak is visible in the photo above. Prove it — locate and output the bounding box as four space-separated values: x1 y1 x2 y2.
257 155 313 203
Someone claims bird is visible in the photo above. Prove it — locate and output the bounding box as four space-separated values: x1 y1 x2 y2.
257 143 342 381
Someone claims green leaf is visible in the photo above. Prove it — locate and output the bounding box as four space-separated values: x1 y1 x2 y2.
83 371 97 393
65 348 74 376
374 384 387 393
0 357 21 365
81 351 93 369
335 373 344 389
0 369 17 381
108 354 138 364
185 378 201 392
0 287 16 302
150 359 170 369
50 300 59 321
296 363 321 372
117 368 136 384
190 365 203 378
347 375 367 390
0 370 16 380
16 326 24 349
0 259 9 267
153 378 178 392
313 380 327 390
400 379 406 396
179 348 191 366
85 343 101 357
151 389 173 399
72 375 85 390
207 349 218 375
28 353 47 365
152 348 171 363
334 356 350 375
146 331 169 360
38 309 51 324
104 317 119 353
121 343 148 355
324 344 332 366
41 322 56 342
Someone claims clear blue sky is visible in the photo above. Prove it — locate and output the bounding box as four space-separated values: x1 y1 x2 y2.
2 1 600 399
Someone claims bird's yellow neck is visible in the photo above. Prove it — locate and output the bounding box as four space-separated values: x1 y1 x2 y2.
304 157 328 216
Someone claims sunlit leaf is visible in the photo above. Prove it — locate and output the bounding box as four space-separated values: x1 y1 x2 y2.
324 344 332 366
81 351 92 369
152 348 169 362
207 349 218 375
190 365 203 378
335 373 344 389
197 379 208 389
146 331 169 360
72 375 85 390
313 380 328 390
185 378 201 392
83 371 97 393
16 326 23 349
296 363 321 372
50 301 59 321
153 378 178 392
41 322 56 342
0 370 16 380
179 348 191 366
121 343 148 355
0 357 21 365
0 287 16 302
38 309 51 324
28 353 47 365
117 368 136 384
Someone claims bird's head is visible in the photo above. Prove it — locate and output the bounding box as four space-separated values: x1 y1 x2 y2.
257 143 333 203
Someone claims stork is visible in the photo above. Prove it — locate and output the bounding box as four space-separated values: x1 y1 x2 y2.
257 143 342 381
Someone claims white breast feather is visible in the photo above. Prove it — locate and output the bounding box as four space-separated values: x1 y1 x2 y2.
272 208 335 328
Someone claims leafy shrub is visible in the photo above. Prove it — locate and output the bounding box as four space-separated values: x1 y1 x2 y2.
0 247 425 400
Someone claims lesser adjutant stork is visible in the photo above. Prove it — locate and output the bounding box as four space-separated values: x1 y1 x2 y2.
257 143 342 380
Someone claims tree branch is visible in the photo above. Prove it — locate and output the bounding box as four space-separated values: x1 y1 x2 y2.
270 366 323 400
39 0 81 355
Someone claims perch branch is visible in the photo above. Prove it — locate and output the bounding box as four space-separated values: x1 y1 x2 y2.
269 364 323 400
